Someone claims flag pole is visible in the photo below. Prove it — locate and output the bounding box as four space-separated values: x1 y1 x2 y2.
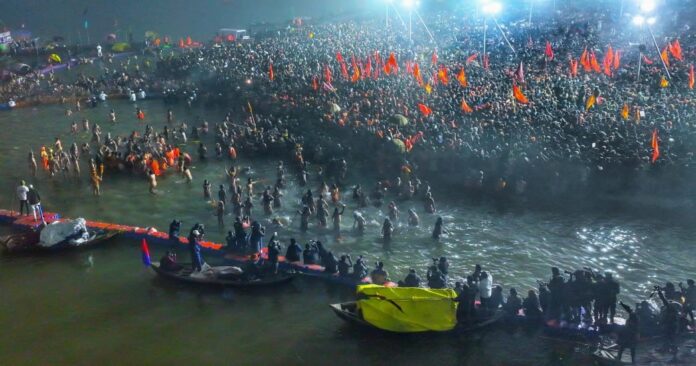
492 18 516 54
648 26 670 80
637 52 642 84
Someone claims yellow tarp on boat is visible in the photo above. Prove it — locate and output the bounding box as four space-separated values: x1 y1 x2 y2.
356 285 458 333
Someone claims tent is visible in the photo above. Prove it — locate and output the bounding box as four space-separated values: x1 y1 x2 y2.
48 53 61 63
356 285 458 332
111 42 130 52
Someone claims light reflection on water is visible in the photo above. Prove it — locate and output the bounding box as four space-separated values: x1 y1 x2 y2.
0 99 694 364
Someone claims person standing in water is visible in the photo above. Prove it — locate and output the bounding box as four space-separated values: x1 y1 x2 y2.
432 216 445 240
203 180 211 200
89 160 102 196
28 152 37 177
382 218 393 242
148 169 157 194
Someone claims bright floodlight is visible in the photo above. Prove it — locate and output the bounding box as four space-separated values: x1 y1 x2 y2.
647 16 657 25
639 0 656 13
632 15 645 25
385 0 394 3
402 0 416 9
482 1 502 15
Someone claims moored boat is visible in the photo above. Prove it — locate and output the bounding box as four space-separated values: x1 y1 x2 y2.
150 262 295 287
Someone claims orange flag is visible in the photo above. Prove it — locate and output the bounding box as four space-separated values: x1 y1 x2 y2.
418 103 432 116
351 58 360 83
456 67 468 87
613 50 621 70
651 129 660 163
689 64 695 89
620 104 630 120
512 84 529 104
269 62 275 81
603 46 614 76
437 66 449 84
569 59 579 77
413 63 423 85
340 62 349 79
590 52 601 73
324 65 332 84
461 99 473 113
466 53 479 65
312 76 318 91
585 95 596 111
661 47 670 68
387 52 398 73
580 47 591 72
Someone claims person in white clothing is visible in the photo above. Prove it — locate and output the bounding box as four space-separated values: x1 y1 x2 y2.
16 180 29 215
96 44 102 58
479 271 493 310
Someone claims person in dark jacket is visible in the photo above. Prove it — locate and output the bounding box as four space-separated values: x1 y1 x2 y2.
168 219 181 241
285 238 302 262
338 255 352 277
616 301 639 364
399 269 421 287
27 185 46 225
267 233 281 274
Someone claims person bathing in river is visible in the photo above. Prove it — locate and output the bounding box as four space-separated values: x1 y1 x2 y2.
408 209 419 226
317 202 329 228
148 169 157 194
432 216 446 240
272 186 283 209
262 188 274 215
388 201 399 222
424 192 436 214
353 211 366 234
203 180 211 200
381 218 393 242
242 197 254 219
331 204 345 233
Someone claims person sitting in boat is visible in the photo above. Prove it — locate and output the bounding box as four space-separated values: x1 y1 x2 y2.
437 257 449 276
489 285 504 311
302 243 318 265
338 255 352 277
267 233 281 274
503 288 522 318
398 269 421 288
323 251 338 274
243 253 265 280
479 272 493 311
455 282 472 324
353 255 368 280
426 265 447 289
160 251 183 272
523 289 543 323
285 238 302 263
370 262 389 285
233 217 247 251
248 221 265 254
168 219 181 242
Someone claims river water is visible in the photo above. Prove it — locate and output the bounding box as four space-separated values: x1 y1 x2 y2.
0 96 694 365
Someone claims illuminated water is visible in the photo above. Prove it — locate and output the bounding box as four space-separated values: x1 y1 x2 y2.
0 97 694 365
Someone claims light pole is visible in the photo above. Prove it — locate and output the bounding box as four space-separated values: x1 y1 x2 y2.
481 1 502 57
385 0 393 28
402 0 418 42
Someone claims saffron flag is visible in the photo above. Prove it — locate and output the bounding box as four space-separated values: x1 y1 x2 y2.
590 52 601 73
689 64 695 89
603 46 614 76
424 83 432 94
651 129 660 163
418 103 432 116
437 66 449 84
580 47 591 72
669 40 683 61
585 95 596 111
141 239 151 266
661 47 670 68
269 62 275 81
621 104 630 120
340 62 349 79
466 53 479 65
512 84 529 104
387 52 398 73
365 57 372 79
613 50 621 70
413 63 423 85
514 61 525 84
642 55 654 65
461 99 473 113
570 59 579 77
351 58 360 83
545 41 554 60
312 76 319 91
456 67 468 87
660 76 669 88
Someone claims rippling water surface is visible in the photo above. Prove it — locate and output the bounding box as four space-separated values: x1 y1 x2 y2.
0 99 694 365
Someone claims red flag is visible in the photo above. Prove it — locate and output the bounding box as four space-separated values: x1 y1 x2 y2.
186 36 192 46
544 41 554 60
323 65 332 84
461 99 473 113
651 129 660 163
431 50 438 65
312 76 318 91
613 50 621 70
512 84 529 104
351 56 360 82
387 52 398 73
269 62 275 81
466 53 479 65
569 59 578 77
689 64 695 89
483 54 490 70
437 66 449 84
456 67 468 87
669 40 683 61
590 51 601 73
178 38 185 48
365 57 372 79
418 103 432 116
340 62 349 79
580 47 591 72
336 52 345 64
603 45 614 76
642 55 654 65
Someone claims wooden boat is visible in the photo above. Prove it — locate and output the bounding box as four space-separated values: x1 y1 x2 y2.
329 301 504 334
150 262 295 287
1 229 118 253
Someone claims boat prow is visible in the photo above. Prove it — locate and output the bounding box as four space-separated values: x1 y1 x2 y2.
150 262 295 287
